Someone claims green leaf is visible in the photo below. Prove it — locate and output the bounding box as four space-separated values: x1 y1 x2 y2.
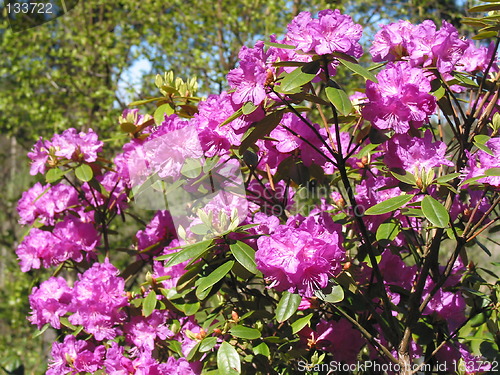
253 342 270 357
230 241 258 274
239 110 284 153
120 122 137 133
391 171 416 185
376 221 401 242
469 3 500 12
160 240 213 267
142 290 157 317
196 261 234 298
338 59 378 83
315 285 344 303
263 41 296 50
220 107 243 127
476 143 495 156
436 173 461 183
421 196 449 228
275 291 302 323
45 168 65 183
154 103 175 125
128 97 164 106
217 341 241 375
242 101 258 115
432 85 446 99
452 72 478 87
364 194 414 215
325 87 352 116
291 313 313 334
485 167 500 176
180 157 203 179
278 60 320 92
75 164 93 182
230 325 261 340
199 337 218 353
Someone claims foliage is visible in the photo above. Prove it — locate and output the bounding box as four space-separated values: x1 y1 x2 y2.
12 3 500 375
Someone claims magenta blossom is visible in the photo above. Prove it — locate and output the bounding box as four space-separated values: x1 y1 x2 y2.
286 10 363 58
28 277 72 329
68 259 128 340
256 213 345 297
363 61 436 133
47 335 105 375
384 131 454 173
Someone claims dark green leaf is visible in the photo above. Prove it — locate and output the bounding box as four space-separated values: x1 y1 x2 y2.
128 97 164 106
421 196 449 228
230 325 261 340
242 101 258 115
220 107 243 127
469 4 500 13
253 342 270 357
338 59 378 83
196 261 234 298
275 291 302 323
142 290 157 317
160 240 213 267
217 341 241 375
239 110 284 153
75 164 93 182
325 87 352 116
230 241 258 274
364 194 414 215
436 173 461 183
277 60 320 92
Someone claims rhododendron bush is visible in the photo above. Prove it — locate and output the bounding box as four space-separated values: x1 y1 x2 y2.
16 6 500 375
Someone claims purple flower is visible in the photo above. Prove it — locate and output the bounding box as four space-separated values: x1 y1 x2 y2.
384 131 454 173
16 216 98 271
299 319 365 364
370 20 415 62
363 61 436 133
28 277 72 329
124 310 172 353
462 137 500 187
17 182 78 226
51 128 103 162
136 210 176 251
68 259 128 340
314 9 363 57
27 137 50 176
286 10 363 58
227 41 271 105
47 335 105 375
256 213 345 297
407 20 468 74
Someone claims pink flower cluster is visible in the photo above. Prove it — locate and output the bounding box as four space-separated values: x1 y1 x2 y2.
255 213 345 297
28 128 103 175
16 216 99 272
362 61 436 133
